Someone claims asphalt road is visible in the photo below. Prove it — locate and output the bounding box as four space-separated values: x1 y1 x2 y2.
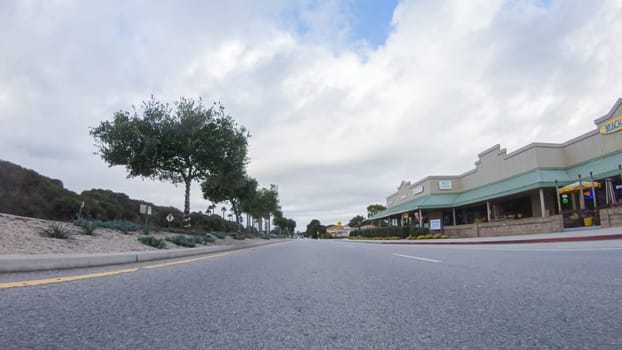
1 239 621 349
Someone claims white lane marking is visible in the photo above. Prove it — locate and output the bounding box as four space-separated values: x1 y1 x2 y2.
392 253 441 263
408 246 622 252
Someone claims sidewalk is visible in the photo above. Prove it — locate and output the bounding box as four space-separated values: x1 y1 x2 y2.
351 226 622 245
0 239 284 273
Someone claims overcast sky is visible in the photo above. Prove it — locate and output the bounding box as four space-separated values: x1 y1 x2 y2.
1 0 622 229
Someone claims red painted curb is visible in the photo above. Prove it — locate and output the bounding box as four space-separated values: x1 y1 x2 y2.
380 234 622 245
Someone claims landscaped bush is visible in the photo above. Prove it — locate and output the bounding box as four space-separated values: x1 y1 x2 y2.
350 225 430 239
165 235 196 248
41 223 71 239
185 234 215 245
72 219 97 235
138 236 165 249
211 231 226 239
166 234 217 246
83 221 96 235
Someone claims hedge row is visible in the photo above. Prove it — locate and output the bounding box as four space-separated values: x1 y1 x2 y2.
350 225 430 239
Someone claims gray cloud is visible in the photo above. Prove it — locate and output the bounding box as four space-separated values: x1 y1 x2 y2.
1 0 622 229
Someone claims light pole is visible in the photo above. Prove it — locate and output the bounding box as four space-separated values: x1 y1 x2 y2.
221 207 226 220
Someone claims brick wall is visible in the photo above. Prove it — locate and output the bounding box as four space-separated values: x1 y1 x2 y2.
443 215 564 238
599 207 622 228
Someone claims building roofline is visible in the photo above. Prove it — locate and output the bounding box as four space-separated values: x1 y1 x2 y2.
594 98 622 125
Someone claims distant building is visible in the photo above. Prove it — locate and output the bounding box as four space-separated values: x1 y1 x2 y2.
370 98 622 237
326 225 353 238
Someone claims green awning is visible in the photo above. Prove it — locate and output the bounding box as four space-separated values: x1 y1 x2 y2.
369 152 622 220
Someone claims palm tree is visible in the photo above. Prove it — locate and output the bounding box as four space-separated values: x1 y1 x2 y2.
221 206 226 220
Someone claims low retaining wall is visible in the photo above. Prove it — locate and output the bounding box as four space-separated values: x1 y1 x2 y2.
599 207 622 228
443 215 564 238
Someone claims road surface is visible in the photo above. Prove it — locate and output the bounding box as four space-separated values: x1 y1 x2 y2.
1 239 621 349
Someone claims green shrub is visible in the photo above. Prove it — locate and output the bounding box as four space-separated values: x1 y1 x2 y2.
138 236 165 249
165 235 196 247
211 231 226 239
424 234 433 239
41 223 71 239
82 221 96 235
74 218 142 233
440 234 448 239
184 234 214 245
432 233 443 239
416 235 425 240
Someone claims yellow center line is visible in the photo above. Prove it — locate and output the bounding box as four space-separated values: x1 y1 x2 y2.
142 252 233 269
0 268 138 289
1 248 241 289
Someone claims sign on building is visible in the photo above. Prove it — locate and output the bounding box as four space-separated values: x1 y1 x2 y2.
438 180 453 190
430 219 441 231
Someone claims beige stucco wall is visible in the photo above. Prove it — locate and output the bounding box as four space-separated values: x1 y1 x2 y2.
386 99 622 209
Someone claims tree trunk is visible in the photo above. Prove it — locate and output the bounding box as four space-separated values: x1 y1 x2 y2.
184 178 191 227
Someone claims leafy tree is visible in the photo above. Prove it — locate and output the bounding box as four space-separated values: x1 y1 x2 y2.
90 97 248 220
287 219 297 234
306 219 326 239
367 204 386 218
201 166 257 233
243 184 279 233
348 215 366 229
273 210 296 237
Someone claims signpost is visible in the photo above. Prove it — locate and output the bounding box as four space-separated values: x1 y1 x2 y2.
140 204 152 228
166 213 174 228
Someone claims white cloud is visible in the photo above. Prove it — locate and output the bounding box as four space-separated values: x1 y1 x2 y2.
1 0 622 228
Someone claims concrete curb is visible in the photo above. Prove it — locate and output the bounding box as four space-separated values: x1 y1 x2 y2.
0 239 283 273
378 234 622 245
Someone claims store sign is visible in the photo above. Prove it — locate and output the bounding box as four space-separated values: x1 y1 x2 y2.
413 186 424 195
600 115 622 135
438 180 453 190
430 219 441 230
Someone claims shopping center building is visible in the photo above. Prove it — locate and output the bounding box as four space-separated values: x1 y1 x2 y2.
369 98 622 237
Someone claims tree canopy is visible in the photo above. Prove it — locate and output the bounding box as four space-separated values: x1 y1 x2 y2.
367 204 386 218
90 97 248 217
305 219 326 239
273 210 296 236
348 215 366 229
201 167 257 231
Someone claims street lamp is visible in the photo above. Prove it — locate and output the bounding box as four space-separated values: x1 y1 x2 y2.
221 207 226 220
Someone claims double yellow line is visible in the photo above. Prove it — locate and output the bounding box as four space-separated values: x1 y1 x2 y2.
0 252 234 290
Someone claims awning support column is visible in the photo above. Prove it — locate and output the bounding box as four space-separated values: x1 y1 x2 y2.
578 174 585 210
555 180 561 214
486 201 491 222
539 188 546 217
452 208 456 226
